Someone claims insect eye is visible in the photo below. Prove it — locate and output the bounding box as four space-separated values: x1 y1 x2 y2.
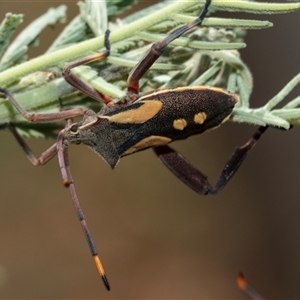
70 124 78 133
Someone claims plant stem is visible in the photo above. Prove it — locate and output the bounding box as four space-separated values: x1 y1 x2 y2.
0 0 199 86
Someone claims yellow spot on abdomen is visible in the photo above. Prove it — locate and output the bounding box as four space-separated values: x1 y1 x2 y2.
194 112 207 124
173 118 187 130
107 100 162 124
122 136 171 156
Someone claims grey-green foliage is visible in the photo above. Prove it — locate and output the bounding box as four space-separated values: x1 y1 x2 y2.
0 0 299 139
106 0 138 18
0 13 23 57
0 6 67 71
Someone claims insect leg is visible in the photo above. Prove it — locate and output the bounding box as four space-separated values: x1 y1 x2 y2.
4 123 58 165
154 126 268 195
0 86 86 165
0 87 86 122
127 0 211 101
56 130 110 291
62 30 113 104
237 272 265 300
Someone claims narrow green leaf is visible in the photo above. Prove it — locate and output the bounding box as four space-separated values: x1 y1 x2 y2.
0 5 67 71
46 15 87 53
0 13 23 57
106 0 138 18
212 0 300 14
177 16 273 30
79 0 107 37
137 32 246 50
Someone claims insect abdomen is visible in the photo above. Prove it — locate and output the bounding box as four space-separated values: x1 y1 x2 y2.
140 87 238 138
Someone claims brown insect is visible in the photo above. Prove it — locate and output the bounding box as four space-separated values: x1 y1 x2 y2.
0 0 267 290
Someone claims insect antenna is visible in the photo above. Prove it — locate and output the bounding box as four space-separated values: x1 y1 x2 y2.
163 0 211 46
127 0 212 100
57 130 110 291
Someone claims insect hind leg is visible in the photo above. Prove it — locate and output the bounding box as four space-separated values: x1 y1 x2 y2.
154 126 268 195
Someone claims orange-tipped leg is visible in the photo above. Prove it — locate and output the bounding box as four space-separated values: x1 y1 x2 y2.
57 131 111 291
94 255 110 291
237 272 265 300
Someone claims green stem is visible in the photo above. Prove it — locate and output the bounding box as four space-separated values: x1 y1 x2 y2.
0 0 199 86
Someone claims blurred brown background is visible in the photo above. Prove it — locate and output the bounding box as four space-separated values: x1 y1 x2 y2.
0 1 300 299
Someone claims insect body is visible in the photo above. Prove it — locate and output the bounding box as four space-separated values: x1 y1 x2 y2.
66 87 238 168
0 0 267 291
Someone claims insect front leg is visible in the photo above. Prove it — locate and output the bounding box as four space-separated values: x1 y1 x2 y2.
62 30 113 105
154 126 268 195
